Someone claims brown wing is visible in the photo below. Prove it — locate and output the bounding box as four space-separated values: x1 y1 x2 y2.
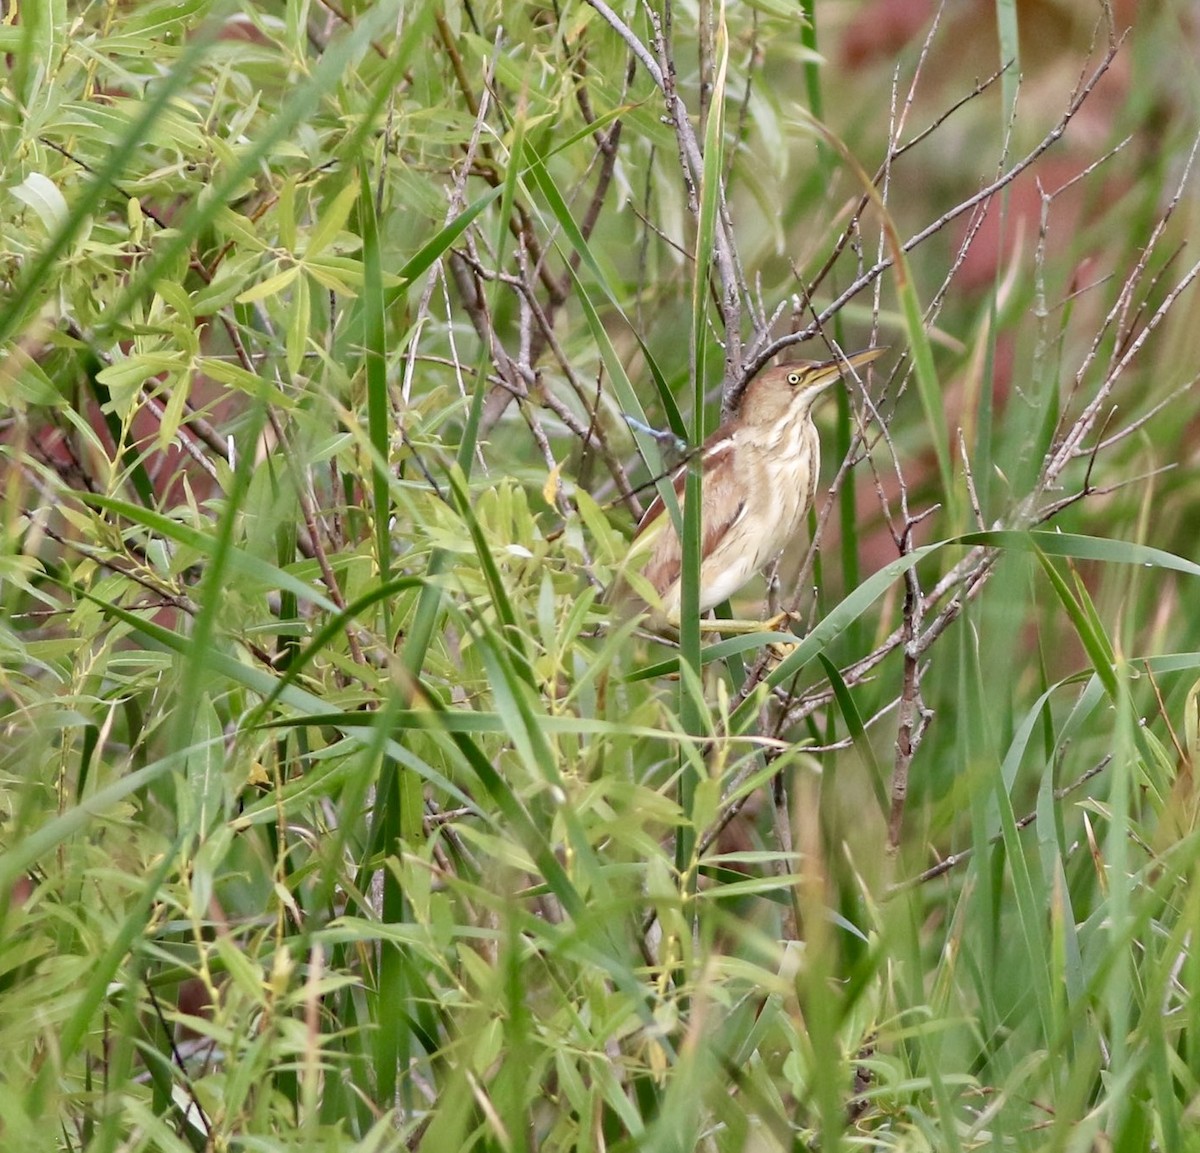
633 430 745 600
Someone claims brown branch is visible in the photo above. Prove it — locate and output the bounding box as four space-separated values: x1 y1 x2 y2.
584 0 747 392
888 757 1112 893
745 37 1126 382
888 518 928 851
478 42 634 433
1040 133 1200 495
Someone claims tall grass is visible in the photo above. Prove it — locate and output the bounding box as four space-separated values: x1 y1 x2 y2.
2 1 1200 1150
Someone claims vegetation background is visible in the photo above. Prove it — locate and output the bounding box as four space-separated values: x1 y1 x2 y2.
3 0 1200 1149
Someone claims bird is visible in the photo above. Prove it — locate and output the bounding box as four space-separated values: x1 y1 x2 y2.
621 348 883 628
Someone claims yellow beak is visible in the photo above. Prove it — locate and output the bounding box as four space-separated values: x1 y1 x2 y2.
809 346 887 381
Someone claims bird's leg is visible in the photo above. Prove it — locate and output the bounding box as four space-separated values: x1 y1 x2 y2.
695 610 802 635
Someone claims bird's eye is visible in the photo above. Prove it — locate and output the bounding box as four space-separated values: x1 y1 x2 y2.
787 372 801 385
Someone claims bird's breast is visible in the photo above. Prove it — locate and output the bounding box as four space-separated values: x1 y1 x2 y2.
737 418 819 564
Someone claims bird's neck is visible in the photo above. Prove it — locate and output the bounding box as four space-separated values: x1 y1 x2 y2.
738 398 815 458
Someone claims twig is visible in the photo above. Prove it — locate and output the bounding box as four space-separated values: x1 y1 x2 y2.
585 0 746 391
888 757 1112 893
889 520 928 851
745 38 1126 382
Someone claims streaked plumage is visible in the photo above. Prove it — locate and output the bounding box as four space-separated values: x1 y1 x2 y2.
628 349 882 624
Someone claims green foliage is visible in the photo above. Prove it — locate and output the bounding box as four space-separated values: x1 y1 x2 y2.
3 0 1200 1150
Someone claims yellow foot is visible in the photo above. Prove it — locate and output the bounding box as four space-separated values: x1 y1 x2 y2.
765 639 799 665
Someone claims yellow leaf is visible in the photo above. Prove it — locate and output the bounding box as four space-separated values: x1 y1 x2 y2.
543 461 561 506
245 761 270 787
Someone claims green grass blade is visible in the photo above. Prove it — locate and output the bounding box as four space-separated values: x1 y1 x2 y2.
358 159 392 598
817 652 888 817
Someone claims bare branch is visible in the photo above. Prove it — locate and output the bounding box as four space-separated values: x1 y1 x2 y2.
586 0 746 389
889 757 1112 893
746 38 1126 381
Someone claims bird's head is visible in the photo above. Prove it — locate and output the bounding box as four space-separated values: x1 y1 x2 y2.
737 347 885 427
